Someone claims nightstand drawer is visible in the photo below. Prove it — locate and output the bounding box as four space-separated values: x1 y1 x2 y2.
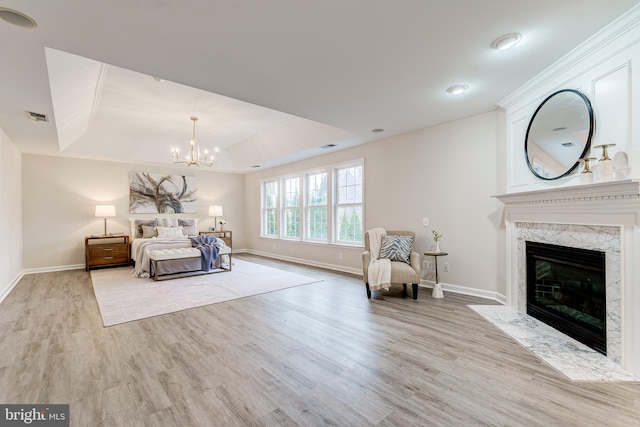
87 245 128 262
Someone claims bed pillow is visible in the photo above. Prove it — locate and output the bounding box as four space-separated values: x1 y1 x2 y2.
379 234 413 264
156 226 185 239
160 218 179 227
178 219 197 236
134 219 158 238
140 224 157 238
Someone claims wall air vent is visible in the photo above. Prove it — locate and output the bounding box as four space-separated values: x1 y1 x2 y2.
26 111 49 122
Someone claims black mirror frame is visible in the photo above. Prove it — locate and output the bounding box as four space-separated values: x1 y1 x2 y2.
524 89 595 181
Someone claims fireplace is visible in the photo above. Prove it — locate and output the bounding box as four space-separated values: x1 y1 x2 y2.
526 241 606 355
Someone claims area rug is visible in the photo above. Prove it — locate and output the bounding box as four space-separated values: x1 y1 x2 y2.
469 305 639 381
91 259 322 327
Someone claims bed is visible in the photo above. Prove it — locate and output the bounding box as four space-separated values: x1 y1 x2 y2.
129 218 230 278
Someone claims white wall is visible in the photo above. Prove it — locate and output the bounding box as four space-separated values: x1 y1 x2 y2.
245 111 504 295
0 127 23 299
22 154 244 270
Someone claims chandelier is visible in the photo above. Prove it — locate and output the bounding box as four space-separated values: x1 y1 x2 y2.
171 116 219 167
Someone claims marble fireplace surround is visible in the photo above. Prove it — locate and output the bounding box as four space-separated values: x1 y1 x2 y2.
495 179 640 376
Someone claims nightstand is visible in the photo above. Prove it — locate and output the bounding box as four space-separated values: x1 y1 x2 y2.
85 235 130 271
199 230 232 248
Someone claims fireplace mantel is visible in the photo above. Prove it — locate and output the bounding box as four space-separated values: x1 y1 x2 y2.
494 178 640 376
494 179 640 205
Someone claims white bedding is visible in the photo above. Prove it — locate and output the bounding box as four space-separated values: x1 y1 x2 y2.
130 236 230 278
131 237 192 278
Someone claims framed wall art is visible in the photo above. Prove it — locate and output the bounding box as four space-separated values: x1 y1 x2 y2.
129 172 197 214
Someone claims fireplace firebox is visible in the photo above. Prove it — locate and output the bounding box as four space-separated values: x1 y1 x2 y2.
526 241 606 355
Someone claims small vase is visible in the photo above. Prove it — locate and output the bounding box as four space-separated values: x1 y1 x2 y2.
436 241 441 252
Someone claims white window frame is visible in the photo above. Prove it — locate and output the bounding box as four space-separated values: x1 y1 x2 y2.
261 179 279 237
281 175 301 240
260 158 364 246
333 161 364 245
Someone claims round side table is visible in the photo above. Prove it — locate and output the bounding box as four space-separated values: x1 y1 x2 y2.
423 251 448 298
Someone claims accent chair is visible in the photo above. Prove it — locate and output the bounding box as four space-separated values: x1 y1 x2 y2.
362 230 421 300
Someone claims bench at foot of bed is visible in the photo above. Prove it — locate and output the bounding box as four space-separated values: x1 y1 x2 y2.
149 247 232 281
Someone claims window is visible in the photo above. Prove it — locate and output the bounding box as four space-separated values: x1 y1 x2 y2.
263 180 278 237
283 177 300 238
335 164 363 244
261 159 363 245
306 171 327 240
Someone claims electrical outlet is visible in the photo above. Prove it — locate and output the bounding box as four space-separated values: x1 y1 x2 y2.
443 262 450 272
423 260 430 269
423 217 429 227
338 252 343 260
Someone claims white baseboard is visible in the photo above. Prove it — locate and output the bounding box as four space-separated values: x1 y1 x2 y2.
420 280 505 304
245 249 362 275
22 264 86 275
0 271 25 304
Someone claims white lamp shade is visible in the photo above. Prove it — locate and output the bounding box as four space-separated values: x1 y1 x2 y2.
209 205 223 217
95 204 116 217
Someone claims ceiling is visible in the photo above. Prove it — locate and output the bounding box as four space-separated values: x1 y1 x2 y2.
1 1 638 173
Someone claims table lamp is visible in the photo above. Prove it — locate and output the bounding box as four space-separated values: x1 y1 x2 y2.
209 205 223 230
95 204 116 236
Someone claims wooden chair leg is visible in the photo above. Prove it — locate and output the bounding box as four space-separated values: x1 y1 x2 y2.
402 283 408 297
366 283 371 299
412 283 418 300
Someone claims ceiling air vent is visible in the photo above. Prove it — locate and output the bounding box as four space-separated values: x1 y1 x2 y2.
561 142 575 148
26 111 49 122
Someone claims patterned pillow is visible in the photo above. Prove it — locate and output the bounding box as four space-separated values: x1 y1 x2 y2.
156 226 185 239
379 234 413 263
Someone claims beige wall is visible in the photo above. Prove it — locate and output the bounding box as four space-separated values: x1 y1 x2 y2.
245 111 504 295
22 154 244 270
0 127 23 298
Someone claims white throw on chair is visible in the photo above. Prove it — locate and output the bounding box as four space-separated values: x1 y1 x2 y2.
362 229 421 300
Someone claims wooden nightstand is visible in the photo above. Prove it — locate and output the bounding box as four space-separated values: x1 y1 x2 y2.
85 235 130 271
199 230 232 248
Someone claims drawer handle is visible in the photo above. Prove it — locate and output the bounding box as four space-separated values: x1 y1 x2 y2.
105 257 114 260
104 248 113 251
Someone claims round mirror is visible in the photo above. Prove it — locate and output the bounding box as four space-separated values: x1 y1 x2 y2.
525 89 594 180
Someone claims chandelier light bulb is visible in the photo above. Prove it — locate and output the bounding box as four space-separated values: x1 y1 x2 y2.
171 116 219 167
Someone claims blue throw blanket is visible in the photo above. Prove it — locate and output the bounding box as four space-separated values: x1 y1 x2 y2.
189 235 220 272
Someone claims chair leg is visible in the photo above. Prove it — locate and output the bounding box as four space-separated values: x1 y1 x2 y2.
366 283 371 299
402 283 408 297
412 283 418 300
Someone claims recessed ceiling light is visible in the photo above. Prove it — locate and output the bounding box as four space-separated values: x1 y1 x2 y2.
0 8 37 29
371 128 384 133
491 32 522 50
446 85 469 95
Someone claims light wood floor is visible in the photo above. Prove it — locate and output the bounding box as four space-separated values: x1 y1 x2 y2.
1 254 639 426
